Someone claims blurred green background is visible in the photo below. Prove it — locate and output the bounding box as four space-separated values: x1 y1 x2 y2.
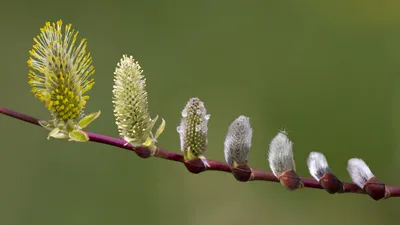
1 0 400 224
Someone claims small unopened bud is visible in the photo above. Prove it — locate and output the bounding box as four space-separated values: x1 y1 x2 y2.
307 152 343 194
224 116 253 167
347 158 386 200
177 98 210 166
268 130 302 190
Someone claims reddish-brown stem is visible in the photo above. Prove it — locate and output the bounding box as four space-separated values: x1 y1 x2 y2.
1 106 400 200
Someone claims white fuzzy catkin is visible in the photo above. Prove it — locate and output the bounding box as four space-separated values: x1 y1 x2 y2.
224 116 253 167
268 130 295 177
307 152 330 181
347 158 375 188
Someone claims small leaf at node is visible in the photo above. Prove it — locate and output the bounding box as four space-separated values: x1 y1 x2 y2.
154 118 166 139
48 127 61 139
78 111 101 129
39 120 54 130
69 130 89 142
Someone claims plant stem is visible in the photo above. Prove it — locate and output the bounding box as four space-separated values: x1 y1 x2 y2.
1 106 399 199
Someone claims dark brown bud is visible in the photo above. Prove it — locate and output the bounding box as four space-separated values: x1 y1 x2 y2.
184 158 207 174
134 146 152 158
319 172 343 194
232 164 253 182
364 177 386 200
278 170 304 191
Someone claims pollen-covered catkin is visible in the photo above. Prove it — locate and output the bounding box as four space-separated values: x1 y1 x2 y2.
28 19 100 141
28 20 94 122
112 55 165 150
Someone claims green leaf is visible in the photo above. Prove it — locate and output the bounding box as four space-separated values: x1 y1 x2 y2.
142 137 154 147
47 127 67 139
148 115 159 132
154 118 166 139
77 111 101 129
39 120 54 130
68 130 89 142
51 132 69 139
48 127 60 139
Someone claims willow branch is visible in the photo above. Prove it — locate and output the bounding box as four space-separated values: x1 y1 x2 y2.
1 106 399 200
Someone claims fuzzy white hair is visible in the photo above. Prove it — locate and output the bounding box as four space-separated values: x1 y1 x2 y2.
347 158 374 188
307 152 330 181
268 130 295 177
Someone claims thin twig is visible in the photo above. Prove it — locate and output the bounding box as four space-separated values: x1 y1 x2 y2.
1 106 399 199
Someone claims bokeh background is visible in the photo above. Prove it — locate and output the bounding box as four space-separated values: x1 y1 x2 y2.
1 0 400 224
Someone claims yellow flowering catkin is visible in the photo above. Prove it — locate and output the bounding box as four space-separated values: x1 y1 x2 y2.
27 20 99 141
112 55 165 152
